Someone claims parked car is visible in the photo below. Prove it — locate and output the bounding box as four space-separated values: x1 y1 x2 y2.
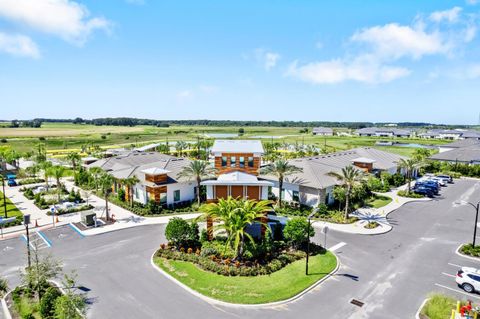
430 177 446 187
456 267 480 293
7 179 17 187
414 182 439 195
414 186 435 198
436 174 453 183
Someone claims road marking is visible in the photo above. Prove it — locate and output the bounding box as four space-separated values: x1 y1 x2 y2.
36 231 52 248
441 272 456 278
68 223 85 238
448 263 463 268
434 283 480 300
329 242 346 252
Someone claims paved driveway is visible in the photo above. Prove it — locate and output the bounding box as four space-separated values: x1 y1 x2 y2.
1 179 480 319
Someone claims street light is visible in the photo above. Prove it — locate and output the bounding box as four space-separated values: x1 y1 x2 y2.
1 175 7 218
306 208 318 275
24 214 31 268
455 200 480 248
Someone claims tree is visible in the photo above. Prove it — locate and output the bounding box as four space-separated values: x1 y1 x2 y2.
48 166 67 202
39 161 53 189
260 159 303 207
412 148 431 161
40 286 62 319
328 165 365 220
21 252 62 302
283 217 315 249
65 152 81 172
98 173 114 221
122 176 140 207
54 273 86 319
200 197 271 259
165 217 199 248
397 158 424 194
177 160 216 205
89 167 103 192
175 141 188 157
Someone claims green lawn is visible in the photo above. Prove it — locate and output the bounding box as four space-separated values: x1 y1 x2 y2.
0 191 23 219
154 251 337 304
365 195 392 209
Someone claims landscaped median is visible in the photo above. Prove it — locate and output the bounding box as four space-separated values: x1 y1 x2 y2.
153 250 337 305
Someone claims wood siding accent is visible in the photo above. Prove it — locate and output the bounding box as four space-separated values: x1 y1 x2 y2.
214 153 260 175
352 162 373 172
146 185 167 203
215 186 228 199
231 185 243 198
246 186 260 200
145 173 168 184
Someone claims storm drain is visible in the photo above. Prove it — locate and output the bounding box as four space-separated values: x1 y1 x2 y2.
350 299 364 307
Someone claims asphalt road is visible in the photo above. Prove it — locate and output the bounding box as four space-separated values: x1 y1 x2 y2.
1 179 480 319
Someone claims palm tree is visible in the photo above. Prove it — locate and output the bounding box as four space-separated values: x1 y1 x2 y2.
99 173 114 221
177 160 216 205
175 141 188 157
397 158 424 194
327 165 365 220
89 167 104 192
38 161 53 189
123 176 140 207
260 159 303 207
200 197 271 259
66 152 81 172
48 166 67 202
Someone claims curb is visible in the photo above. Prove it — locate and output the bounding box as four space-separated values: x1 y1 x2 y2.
1 289 13 319
415 298 429 319
150 250 340 308
455 244 480 262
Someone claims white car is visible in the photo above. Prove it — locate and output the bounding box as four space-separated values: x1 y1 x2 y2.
456 267 480 293
430 177 446 186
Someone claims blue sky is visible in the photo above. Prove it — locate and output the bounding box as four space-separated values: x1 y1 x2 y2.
0 0 479 124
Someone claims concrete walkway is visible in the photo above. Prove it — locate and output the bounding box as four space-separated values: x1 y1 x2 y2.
313 184 431 235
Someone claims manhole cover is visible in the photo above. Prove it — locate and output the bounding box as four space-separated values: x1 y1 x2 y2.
351 299 364 307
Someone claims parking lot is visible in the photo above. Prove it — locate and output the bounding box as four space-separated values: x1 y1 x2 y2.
1 178 480 318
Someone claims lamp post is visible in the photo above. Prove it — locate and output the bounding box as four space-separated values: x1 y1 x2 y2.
306 209 317 276
24 214 31 268
1 176 7 218
456 200 480 248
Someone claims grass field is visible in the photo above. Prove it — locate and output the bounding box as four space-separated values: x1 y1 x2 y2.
0 122 448 156
365 195 392 209
0 191 23 220
154 251 337 304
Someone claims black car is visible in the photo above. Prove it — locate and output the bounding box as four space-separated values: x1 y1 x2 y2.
414 186 435 198
415 181 439 194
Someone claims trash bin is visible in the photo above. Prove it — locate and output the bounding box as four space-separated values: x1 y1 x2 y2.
81 211 96 227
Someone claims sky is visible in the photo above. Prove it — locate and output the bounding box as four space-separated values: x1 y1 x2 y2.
0 0 479 124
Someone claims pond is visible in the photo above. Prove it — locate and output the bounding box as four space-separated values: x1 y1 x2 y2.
204 133 238 138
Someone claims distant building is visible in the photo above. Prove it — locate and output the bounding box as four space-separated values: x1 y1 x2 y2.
355 127 411 138
430 139 480 164
312 127 334 136
419 129 480 140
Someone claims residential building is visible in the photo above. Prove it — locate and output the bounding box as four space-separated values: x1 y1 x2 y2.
355 127 411 138
419 129 480 140
312 127 334 136
87 151 196 207
260 147 408 207
201 140 273 202
438 139 480 153
430 140 480 164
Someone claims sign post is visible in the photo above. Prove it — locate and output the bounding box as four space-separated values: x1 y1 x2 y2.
323 225 329 249
51 206 56 228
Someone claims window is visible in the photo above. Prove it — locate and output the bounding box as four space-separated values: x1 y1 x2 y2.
134 187 139 199
174 190 180 202
292 190 299 202
230 156 236 167
160 193 167 204
239 156 245 168
248 157 254 167
221 156 227 167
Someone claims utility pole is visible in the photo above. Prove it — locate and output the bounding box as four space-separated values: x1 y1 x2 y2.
24 214 31 268
1 176 6 218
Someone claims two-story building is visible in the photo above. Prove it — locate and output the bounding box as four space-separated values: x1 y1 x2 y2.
201 140 273 202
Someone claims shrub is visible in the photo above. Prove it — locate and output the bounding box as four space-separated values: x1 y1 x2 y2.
460 243 480 257
397 190 423 198
165 218 199 248
117 188 126 202
283 217 315 249
367 176 390 192
421 294 459 319
40 287 62 319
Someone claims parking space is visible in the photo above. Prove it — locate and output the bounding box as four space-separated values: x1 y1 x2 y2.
434 256 480 301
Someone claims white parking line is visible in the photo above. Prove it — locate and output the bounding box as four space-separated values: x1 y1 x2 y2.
441 272 456 278
329 242 346 252
434 283 480 300
448 263 463 268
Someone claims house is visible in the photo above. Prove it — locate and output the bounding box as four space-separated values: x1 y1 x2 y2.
201 140 273 202
355 127 411 138
312 127 334 136
418 129 480 140
437 139 480 153
87 151 196 207
260 147 408 207
430 140 480 164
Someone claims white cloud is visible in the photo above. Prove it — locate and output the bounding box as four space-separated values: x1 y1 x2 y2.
464 24 477 42
466 0 478 5
287 56 410 84
199 85 219 94
466 64 480 78
430 7 463 23
254 48 280 70
351 23 450 60
0 32 40 58
0 0 111 45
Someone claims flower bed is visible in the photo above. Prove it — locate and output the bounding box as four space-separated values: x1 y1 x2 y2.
397 190 424 198
17 178 45 186
364 221 380 229
49 204 94 216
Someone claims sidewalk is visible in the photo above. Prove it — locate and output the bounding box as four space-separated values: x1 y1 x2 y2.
312 184 431 235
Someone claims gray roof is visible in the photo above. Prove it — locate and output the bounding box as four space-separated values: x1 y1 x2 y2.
260 147 406 189
87 151 193 184
419 129 480 138
211 140 264 154
440 139 480 149
312 127 333 134
430 147 480 163
355 127 411 136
